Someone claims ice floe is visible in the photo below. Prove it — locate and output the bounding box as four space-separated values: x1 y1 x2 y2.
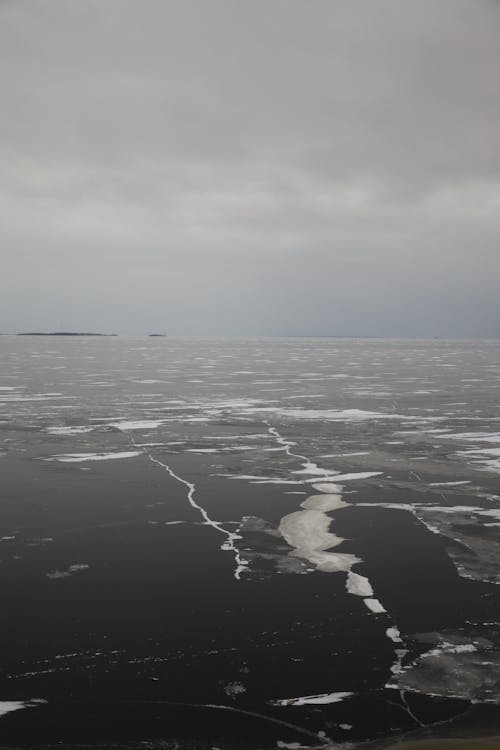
278 507 358 573
346 571 373 597
386 626 403 643
391 628 500 703
364 598 387 614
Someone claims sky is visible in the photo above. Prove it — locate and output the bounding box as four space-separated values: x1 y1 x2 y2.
1 0 499 337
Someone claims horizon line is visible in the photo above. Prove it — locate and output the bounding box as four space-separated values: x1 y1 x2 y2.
2 332 500 341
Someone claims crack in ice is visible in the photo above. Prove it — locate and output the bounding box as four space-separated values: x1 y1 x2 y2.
123 434 249 581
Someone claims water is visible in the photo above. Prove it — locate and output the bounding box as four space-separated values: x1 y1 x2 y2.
1 336 500 748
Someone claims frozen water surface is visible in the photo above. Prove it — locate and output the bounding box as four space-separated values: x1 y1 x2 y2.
1 336 500 748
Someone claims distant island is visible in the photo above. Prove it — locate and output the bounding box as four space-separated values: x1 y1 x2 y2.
149 334 167 337
17 332 117 337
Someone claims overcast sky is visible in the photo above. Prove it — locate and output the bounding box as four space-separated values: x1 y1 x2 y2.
1 0 499 336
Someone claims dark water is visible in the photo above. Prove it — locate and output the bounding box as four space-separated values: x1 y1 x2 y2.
1 336 500 748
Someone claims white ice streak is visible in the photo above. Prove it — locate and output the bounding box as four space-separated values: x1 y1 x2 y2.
202 434 270 440
429 481 471 487
244 407 438 422
271 692 354 707
185 446 256 454
461 449 500 455
436 432 500 443
0 700 46 718
109 420 166 430
217 474 303 485
307 471 382 484
319 452 370 458
43 451 141 463
0 393 73 402
184 448 220 453
46 426 96 435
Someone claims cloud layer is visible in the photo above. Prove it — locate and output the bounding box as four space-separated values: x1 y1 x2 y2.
1 0 499 335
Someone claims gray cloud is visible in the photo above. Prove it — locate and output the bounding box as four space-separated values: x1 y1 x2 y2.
1 0 499 335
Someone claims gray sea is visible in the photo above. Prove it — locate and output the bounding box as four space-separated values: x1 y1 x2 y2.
1 336 500 748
